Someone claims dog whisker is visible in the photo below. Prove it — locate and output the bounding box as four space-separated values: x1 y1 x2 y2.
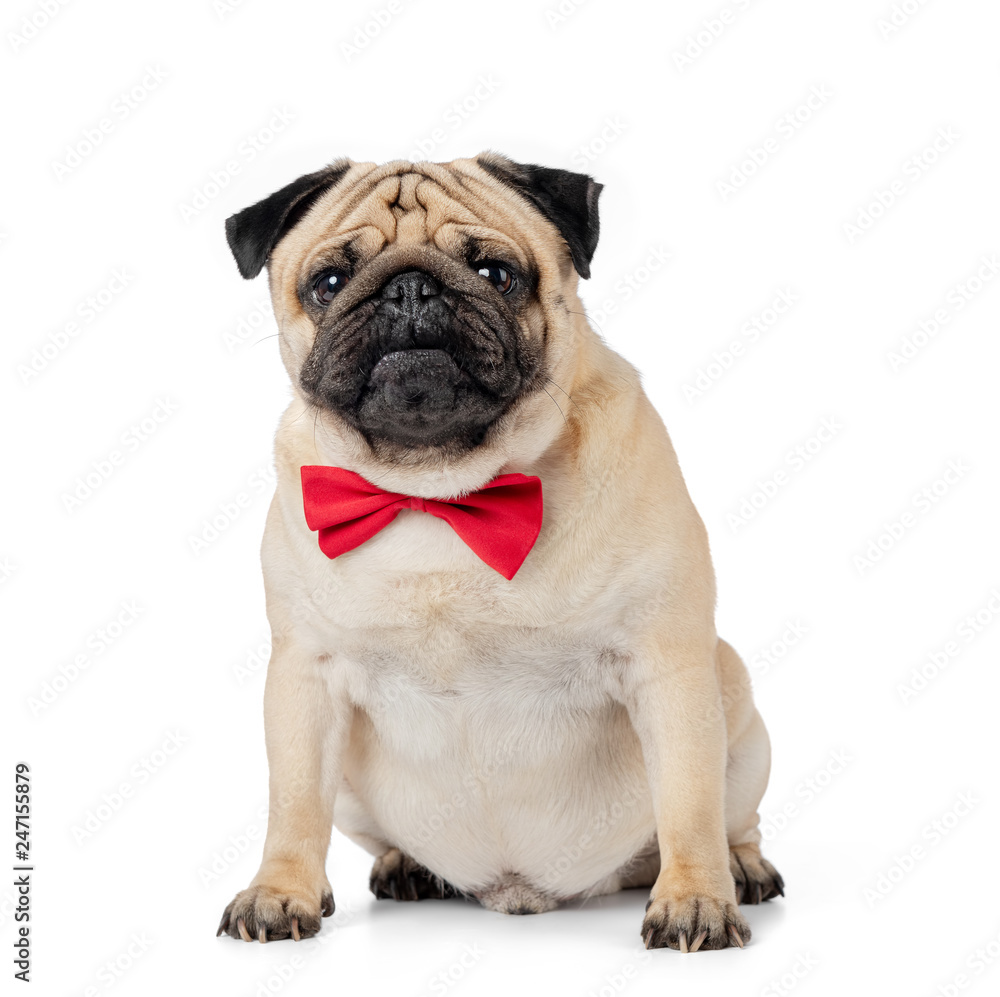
541 385 567 423
566 309 604 337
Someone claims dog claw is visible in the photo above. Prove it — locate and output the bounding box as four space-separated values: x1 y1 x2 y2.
291 917 300 942
643 928 654 950
237 918 252 942
690 929 708 953
258 924 267 943
727 924 744 949
370 850 459 903
756 882 762 905
216 915 230 937
679 930 689 953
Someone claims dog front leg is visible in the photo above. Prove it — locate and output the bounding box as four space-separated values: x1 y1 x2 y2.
217 636 349 942
625 633 751 952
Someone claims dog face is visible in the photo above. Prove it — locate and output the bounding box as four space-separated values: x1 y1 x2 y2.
225 154 602 463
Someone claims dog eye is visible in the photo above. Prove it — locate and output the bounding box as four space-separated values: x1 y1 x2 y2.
475 262 515 295
313 269 351 305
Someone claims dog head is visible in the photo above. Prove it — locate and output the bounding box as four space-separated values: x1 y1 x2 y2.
225 153 602 487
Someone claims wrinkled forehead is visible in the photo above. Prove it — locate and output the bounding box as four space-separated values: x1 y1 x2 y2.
271 159 564 285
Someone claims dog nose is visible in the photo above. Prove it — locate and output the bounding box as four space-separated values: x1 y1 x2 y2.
380 270 441 308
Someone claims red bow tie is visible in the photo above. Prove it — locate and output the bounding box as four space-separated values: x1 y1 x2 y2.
300 466 543 579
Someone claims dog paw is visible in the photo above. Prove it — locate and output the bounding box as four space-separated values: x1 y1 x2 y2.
641 893 751 952
216 884 334 942
730 844 785 905
369 847 459 901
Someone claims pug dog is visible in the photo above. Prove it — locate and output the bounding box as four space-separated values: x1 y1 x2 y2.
215 153 783 952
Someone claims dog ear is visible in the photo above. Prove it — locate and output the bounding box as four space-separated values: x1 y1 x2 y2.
225 160 352 279
476 153 603 279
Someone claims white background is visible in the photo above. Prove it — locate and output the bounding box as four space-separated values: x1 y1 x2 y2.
4 0 1000 994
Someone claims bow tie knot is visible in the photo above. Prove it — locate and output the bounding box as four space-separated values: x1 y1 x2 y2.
300 466 544 579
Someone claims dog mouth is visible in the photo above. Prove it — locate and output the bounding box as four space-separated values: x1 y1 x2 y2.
352 344 495 447
367 348 468 408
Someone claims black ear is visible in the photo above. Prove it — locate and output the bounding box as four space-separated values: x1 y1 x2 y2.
224 160 352 279
477 153 603 279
